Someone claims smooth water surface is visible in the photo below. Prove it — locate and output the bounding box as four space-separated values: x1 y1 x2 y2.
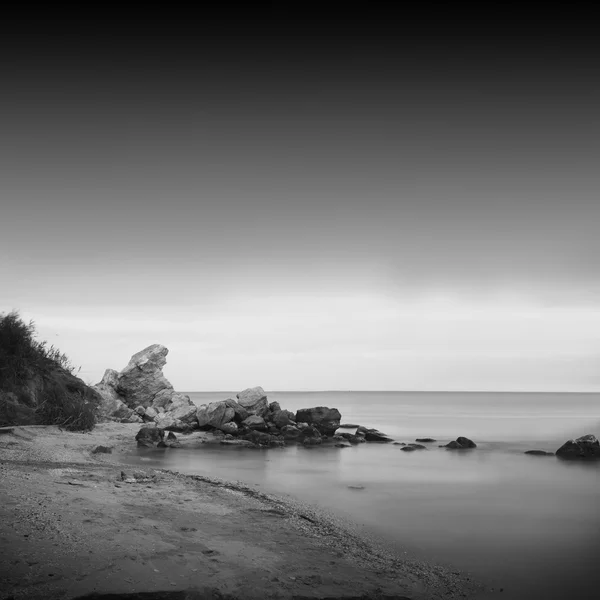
126 392 600 599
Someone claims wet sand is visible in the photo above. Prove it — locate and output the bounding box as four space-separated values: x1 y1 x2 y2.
0 424 484 599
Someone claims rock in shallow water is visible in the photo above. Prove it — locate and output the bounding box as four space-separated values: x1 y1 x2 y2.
443 436 477 449
524 450 554 456
295 407 341 436
236 386 269 417
556 434 600 460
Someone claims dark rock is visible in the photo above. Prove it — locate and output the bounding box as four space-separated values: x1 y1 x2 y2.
525 450 554 456
401 446 417 452
408 443 427 449
444 437 477 449
91 445 112 454
295 407 341 436
363 429 394 443
135 426 164 446
220 439 255 447
157 441 168 448
268 401 281 413
337 432 366 444
347 485 365 490
415 438 437 443
166 431 177 441
271 409 295 428
556 434 600 460
335 441 352 448
240 430 284 447
302 437 322 446
457 436 477 448
393 442 407 446
339 423 360 428
281 425 303 440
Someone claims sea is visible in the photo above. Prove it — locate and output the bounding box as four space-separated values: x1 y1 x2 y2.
125 391 600 599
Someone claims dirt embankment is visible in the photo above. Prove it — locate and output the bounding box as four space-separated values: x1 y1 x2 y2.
0 424 483 600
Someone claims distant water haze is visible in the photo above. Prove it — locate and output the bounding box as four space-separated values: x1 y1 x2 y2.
124 391 600 599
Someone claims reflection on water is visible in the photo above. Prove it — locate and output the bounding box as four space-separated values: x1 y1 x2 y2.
124 392 600 599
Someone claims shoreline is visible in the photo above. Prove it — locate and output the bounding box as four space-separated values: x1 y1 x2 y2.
0 423 486 600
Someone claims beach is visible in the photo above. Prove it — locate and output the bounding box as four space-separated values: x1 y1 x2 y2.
0 423 482 600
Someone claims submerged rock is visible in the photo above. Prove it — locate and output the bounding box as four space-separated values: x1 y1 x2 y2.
358 427 394 443
443 436 477 449
525 450 554 456
337 432 366 444
295 407 341 436
556 434 600 460
415 438 437 443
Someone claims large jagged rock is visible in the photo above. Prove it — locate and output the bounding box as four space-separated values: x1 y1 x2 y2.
295 407 341 436
196 401 235 429
94 369 142 423
271 409 295 428
242 415 267 431
94 345 198 427
556 434 600 460
236 387 269 417
116 344 174 408
224 398 249 422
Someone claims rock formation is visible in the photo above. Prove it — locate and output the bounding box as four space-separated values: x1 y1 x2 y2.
236 387 269 417
94 345 196 430
442 436 477 449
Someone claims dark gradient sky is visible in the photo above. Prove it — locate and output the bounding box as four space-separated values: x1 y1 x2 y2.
1 14 599 389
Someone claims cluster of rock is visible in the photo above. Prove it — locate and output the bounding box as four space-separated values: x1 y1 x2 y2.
196 390 344 448
94 344 198 431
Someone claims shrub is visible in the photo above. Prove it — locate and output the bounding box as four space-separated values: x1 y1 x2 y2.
0 311 98 431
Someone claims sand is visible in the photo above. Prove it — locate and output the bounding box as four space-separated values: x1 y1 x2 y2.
0 423 485 599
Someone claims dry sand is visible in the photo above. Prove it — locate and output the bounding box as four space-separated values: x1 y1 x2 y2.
0 423 485 600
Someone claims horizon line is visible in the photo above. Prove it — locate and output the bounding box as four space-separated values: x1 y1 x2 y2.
180 389 600 394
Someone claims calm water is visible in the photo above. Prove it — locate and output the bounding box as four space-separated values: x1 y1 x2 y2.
126 392 600 599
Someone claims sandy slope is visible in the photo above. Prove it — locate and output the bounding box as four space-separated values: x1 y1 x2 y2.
0 424 484 600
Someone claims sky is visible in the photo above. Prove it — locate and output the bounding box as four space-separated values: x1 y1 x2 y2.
1 13 599 391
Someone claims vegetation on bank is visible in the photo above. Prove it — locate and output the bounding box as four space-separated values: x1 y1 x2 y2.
0 311 99 431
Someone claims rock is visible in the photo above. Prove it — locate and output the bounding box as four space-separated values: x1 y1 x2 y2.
401 446 417 452
91 445 112 454
457 436 477 448
444 437 477 449
116 344 175 408
224 398 249 422
240 430 285 447
236 387 269 417
157 440 168 448
196 401 235 429
339 423 360 428
94 369 139 422
295 407 341 436
271 409 295 428
135 426 164 446
144 406 158 420
415 438 437 443
393 442 407 446
268 401 281 413
135 406 146 416
162 393 197 426
220 439 255 447
556 434 600 460
154 413 194 432
363 428 394 443
302 425 322 439
347 485 365 490
335 441 352 448
242 415 268 431
302 437 322 446
166 431 177 441
409 443 427 449
525 450 554 456
220 421 238 435
281 425 303 440
296 422 310 431
151 388 176 409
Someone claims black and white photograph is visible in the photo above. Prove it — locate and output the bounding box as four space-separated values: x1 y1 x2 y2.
1 9 599 600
